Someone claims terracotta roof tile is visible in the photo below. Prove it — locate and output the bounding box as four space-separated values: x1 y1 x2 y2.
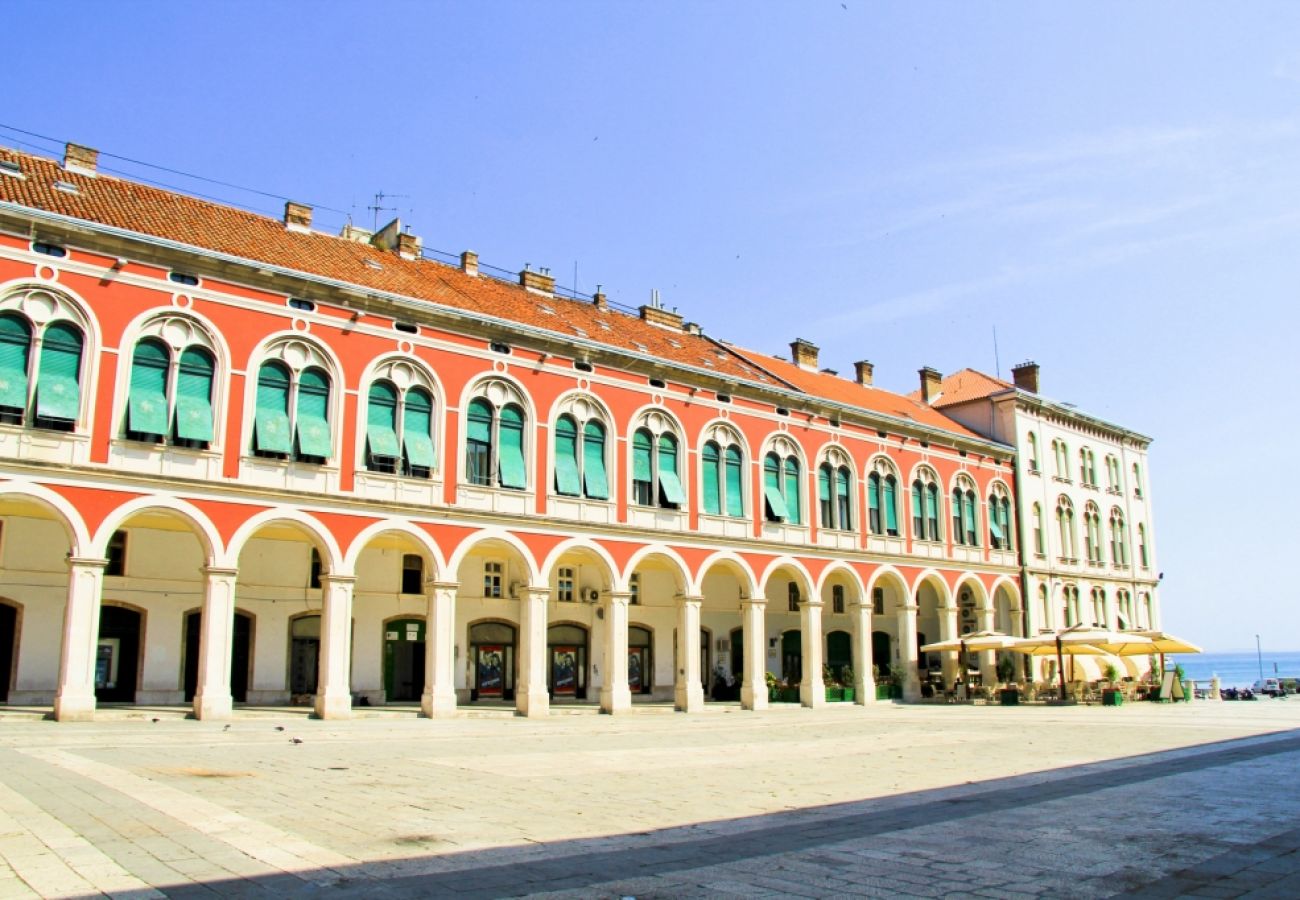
906 368 1013 408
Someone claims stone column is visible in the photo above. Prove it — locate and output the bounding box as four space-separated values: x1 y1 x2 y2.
54 557 108 722
850 597 875 704
600 591 633 714
937 604 960 688
799 597 826 708
516 586 550 718
674 595 705 713
897 603 921 701
977 607 997 687
314 574 355 720
193 566 238 720
421 580 458 718
739 598 768 710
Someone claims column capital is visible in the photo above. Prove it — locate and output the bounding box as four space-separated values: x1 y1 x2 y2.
802 598 824 609
66 556 109 570
429 579 461 593
899 604 919 613
202 565 239 579
607 590 632 603
320 573 357 588
936 604 958 614
523 586 550 601
679 594 704 607
740 596 766 608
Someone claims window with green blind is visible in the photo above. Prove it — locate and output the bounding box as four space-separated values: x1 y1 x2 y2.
295 367 332 460
127 338 169 438
952 489 964 544
0 313 31 414
783 457 801 525
911 481 924 537
402 388 435 472
724 446 743 517
554 414 581 496
582 420 609 499
465 398 493 485
867 472 881 534
174 347 214 444
366 381 400 466
835 467 851 530
657 433 684 506
254 362 291 454
701 442 721 515
35 322 82 424
884 475 898 535
497 403 526 489
925 483 939 540
818 464 833 527
962 491 977 544
632 429 653 505
763 453 787 521
988 494 1004 545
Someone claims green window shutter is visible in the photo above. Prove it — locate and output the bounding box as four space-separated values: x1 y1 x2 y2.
657 434 685 505
632 429 653 482
402 388 435 469
884 476 898 533
925 484 939 539
35 322 83 422
701 442 721 515
127 339 169 437
465 398 493 484
911 481 923 535
366 381 400 460
254 362 291 453
868 473 880 514
0 314 31 411
582 420 609 499
724 446 744 517
784 457 801 524
295 367 332 458
764 454 785 520
467 398 492 444
497 404 527 488
818 464 832 502
963 491 976 541
836 467 851 530
175 347 214 442
554 415 581 496
989 498 1004 541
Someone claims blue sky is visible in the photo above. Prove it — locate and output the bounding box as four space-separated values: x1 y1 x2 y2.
6 1 1297 652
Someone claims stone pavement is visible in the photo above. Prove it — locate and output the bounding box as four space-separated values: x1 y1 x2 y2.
0 700 1297 898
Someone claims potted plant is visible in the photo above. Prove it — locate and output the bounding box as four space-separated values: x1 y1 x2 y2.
996 655 1020 706
823 663 842 702
874 664 893 700
887 663 906 700
765 669 778 701
1101 662 1123 706
840 665 855 702
779 677 800 703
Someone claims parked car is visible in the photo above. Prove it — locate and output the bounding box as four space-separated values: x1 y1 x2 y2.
1253 678 1282 697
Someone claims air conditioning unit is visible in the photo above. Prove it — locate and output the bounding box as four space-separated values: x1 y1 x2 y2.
585 588 601 603
717 638 730 651
508 581 523 599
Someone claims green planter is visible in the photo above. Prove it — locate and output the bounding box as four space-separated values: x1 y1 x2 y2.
776 686 800 703
824 686 855 702
875 684 893 700
1102 689 1123 707
999 688 1020 706
842 687 855 702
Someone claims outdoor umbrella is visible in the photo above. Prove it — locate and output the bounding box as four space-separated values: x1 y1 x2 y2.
1122 629 1201 681
1010 628 1137 701
920 630 1021 693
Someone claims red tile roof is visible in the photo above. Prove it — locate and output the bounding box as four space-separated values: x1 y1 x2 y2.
907 368 1013 408
0 145 991 445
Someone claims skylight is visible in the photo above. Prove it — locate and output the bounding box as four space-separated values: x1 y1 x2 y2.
54 180 79 195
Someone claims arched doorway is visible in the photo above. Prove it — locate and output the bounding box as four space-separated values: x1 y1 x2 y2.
729 626 744 682
0 602 15 703
699 627 711 691
383 618 425 702
470 621 516 701
628 626 652 694
289 614 320 698
826 630 851 682
871 630 892 678
96 606 142 703
782 630 801 683
547 623 588 700
183 611 252 703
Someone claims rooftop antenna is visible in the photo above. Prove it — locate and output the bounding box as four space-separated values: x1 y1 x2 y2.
368 191 408 232
650 288 662 309
993 325 1001 379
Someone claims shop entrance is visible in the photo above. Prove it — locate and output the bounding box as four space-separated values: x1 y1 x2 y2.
628 626 652 694
872 630 892 676
827 630 851 683
289 615 320 697
781 630 802 684
0 602 15 703
183 611 251 702
96 606 141 703
470 621 515 701
384 618 425 702
547 623 588 699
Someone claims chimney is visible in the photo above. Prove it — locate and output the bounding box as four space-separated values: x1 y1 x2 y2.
919 367 942 404
790 338 819 371
396 231 421 260
460 250 479 276
1011 360 1040 394
520 266 555 295
63 143 99 177
592 287 609 310
639 304 684 331
853 360 874 386
284 201 313 233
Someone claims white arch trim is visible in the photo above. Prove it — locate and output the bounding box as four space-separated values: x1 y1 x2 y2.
689 549 758 598
444 525 542 585
951 572 991 610
815 560 866 599
622 543 694 595
0 481 91 556
91 495 223 565
539 538 621 589
226 508 345 574
911 567 953 605
865 564 909 599
757 554 815 597
342 518 447 575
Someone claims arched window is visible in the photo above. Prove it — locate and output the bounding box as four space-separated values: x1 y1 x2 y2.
951 476 978 547
1053 439 1069 479
1138 523 1148 568
252 339 334 463
1109 508 1128 566
0 310 86 432
866 459 900 537
1091 587 1106 627
552 396 610 501
1055 496 1076 560
911 468 941 542
1083 502 1103 564
124 317 219 449
787 581 800 612
366 380 435 477
817 448 853 531
988 483 1013 550
1032 502 1044 556
465 393 527 490
1027 432 1039 471
700 424 746 518
630 412 684 509
1038 583 1050 630
762 438 802 525
1132 462 1143 498
1062 585 1080 627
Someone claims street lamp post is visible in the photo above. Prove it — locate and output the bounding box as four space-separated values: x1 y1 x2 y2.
1256 634 1264 685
